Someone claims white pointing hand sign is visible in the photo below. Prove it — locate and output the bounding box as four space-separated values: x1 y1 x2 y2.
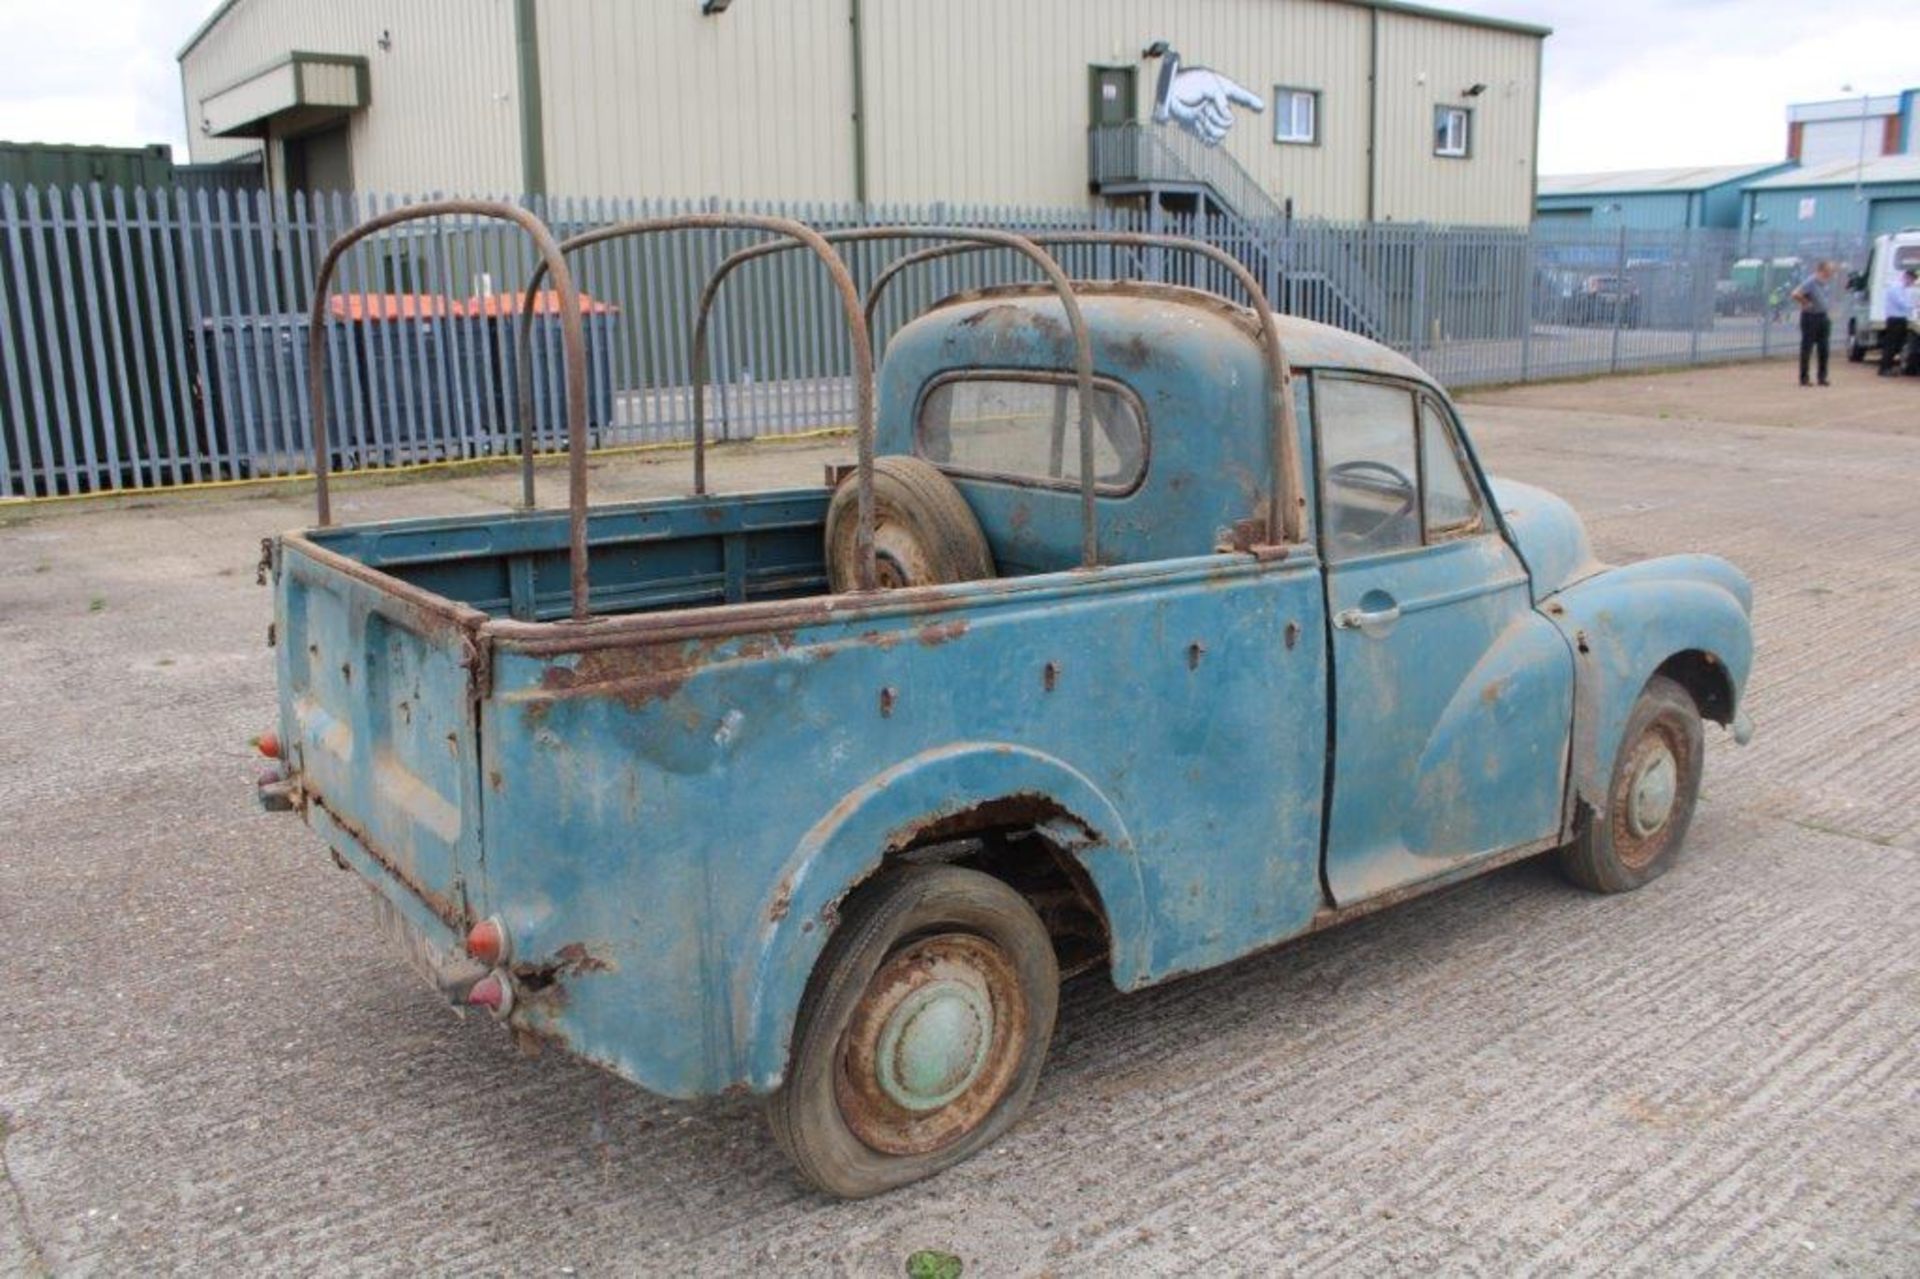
1153 54 1265 146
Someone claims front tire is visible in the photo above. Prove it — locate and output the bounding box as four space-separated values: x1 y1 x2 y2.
1557 674 1705 894
768 865 1059 1198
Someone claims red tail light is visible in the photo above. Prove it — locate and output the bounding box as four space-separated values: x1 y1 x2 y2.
466 971 506 1013
467 972 513 1017
254 731 281 760
465 918 509 966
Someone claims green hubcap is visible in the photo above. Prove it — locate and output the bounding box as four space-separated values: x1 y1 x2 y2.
1628 742 1678 837
876 980 994 1110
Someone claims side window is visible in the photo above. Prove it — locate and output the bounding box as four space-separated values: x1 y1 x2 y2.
916 373 1147 494
1420 398 1484 538
1316 377 1421 560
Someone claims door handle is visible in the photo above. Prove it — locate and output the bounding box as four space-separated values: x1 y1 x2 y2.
1334 602 1402 631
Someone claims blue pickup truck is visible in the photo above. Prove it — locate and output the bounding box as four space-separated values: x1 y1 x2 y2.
258 205 1753 1197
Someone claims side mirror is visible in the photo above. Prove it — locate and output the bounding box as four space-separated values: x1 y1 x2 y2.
1847 272 1867 292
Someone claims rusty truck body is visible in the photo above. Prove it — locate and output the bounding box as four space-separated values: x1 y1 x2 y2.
257 203 1754 1197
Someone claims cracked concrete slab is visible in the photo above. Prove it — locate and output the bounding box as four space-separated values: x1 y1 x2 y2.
1 357 1916 1273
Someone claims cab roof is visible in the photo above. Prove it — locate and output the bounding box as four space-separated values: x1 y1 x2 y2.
925 281 1432 385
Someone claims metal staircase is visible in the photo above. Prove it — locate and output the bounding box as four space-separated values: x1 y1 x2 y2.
1088 122 1388 340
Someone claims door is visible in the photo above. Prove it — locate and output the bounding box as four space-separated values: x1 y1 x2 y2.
1089 65 1136 128
1868 198 1920 237
286 123 352 194
1313 375 1573 904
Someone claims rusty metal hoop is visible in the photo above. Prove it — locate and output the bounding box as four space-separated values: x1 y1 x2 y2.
512 214 882 588
692 227 1102 567
306 199 595 620
858 232 1306 547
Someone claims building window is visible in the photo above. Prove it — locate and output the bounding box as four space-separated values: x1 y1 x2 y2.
1434 105 1471 158
1273 87 1319 145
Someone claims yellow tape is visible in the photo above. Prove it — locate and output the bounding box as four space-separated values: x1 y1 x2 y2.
0 426 854 510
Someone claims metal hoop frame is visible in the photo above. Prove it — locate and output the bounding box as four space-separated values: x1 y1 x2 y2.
697 228 1305 546
305 206 1302 625
306 199 595 619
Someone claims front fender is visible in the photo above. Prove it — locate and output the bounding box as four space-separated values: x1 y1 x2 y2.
730 741 1148 1091
1546 554 1753 822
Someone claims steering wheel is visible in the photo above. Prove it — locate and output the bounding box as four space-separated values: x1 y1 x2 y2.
1326 459 1417 542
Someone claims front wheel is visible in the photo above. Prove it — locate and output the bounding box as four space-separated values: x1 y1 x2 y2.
768 865 1059 1198
1557 675 1706 894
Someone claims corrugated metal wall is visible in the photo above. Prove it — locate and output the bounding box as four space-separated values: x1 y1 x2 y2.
1372 9 1538 225
180 0 522 194
1745 183 1920 238
177 0 1539 225
1534 193 1694 231
536 0 855 202
860 0 1375 216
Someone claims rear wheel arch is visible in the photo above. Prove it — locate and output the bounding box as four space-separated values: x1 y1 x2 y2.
734 743 1148 1090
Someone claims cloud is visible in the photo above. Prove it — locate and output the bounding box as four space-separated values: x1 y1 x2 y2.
1457 0 1919 172
0 0 211 156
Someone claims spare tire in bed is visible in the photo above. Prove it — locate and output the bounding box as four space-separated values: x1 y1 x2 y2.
825 456 995 592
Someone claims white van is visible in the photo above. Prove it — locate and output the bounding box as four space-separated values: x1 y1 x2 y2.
1847 229 1920 365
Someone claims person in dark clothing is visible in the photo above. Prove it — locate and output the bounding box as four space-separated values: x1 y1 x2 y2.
1791 261 1836 386
1789 257 1835 380
1880 268 1915 376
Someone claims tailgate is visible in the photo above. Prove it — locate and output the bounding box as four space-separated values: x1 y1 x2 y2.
276 538 486 925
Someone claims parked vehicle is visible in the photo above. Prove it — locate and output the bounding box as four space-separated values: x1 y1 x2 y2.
255 202 1756 1198
1575 274 1642 328
1534 269 1643 328
1847 228 1920 370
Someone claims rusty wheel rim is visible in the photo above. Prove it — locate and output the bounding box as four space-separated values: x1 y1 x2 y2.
834 932 1028 1157
1614 721 1685 870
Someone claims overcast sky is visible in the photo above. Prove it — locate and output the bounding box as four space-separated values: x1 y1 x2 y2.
1 0 1915 178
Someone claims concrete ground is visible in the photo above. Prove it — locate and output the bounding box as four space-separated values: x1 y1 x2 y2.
1 355 1915 1275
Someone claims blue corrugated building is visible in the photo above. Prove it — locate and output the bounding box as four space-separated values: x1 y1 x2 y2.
1535 162 1795 230
1740 155 1920 239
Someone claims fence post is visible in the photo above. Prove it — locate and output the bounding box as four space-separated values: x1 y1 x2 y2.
1760 230 1772 359
1687 227 1703 366
1518 227 1534 383
1411 225 1428 367
1607 221 1628 374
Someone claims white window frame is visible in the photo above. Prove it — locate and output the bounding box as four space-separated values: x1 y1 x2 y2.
1434 105 1471 159
1273 87 1319 146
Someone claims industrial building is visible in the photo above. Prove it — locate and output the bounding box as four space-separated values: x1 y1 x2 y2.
177 0 1547 226
1739 156 1920 240
1786 91 1918 167
1534 162 1792 231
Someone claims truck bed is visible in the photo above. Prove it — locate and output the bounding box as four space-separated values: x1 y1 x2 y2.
300 487 834 622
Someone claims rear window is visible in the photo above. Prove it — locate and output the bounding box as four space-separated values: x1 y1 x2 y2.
915 372 1147 494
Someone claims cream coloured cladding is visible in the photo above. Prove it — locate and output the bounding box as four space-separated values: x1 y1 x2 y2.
860 0 1375 217
1371 9 1539 225
535 0 856 203
180 0 522 194
178 0 1542 225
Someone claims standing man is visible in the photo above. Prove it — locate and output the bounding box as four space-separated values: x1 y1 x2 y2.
1880 267 1916 376
1791 260 1836 387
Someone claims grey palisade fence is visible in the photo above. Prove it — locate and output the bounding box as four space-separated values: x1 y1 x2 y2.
0 184 1867 498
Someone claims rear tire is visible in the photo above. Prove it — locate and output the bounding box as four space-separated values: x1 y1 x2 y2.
1557 675 1705 894
768 865 1058 1199
825 456 993 593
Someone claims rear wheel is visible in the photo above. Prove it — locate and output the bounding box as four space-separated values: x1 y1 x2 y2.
768 865 1058 1198
1557 675 1705 894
